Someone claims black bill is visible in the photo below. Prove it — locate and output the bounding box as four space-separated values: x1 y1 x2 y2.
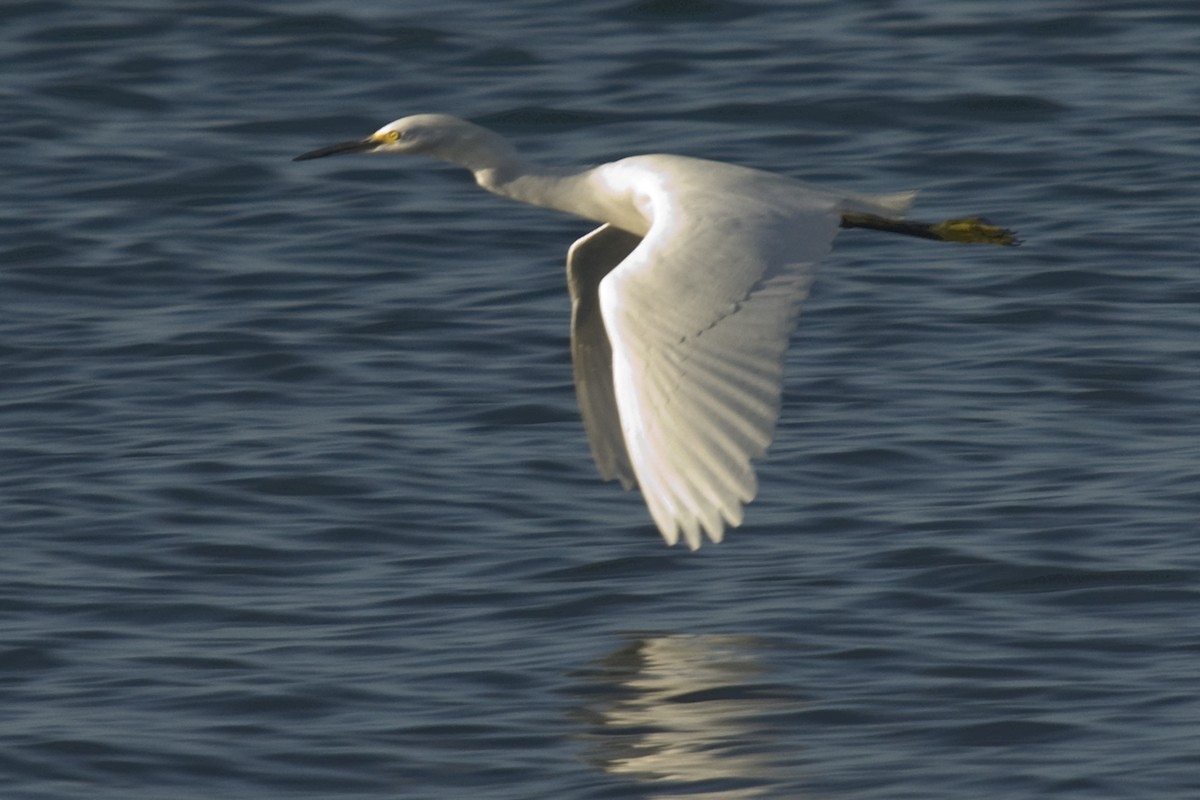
293 138 377 161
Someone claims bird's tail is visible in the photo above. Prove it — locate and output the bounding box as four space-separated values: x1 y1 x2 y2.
841 189 919 217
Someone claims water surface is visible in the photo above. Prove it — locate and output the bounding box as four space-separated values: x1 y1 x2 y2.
2 1 1198 798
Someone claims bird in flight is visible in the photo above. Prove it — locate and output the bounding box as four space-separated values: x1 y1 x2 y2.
296 114 1018 549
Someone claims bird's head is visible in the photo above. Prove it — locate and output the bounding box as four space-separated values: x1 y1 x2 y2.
293 114 514 171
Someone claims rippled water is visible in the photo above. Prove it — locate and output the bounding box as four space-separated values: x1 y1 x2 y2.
3 1 1199 798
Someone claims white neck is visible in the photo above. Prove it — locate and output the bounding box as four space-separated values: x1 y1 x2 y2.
425 123 641 233
478 166 605 221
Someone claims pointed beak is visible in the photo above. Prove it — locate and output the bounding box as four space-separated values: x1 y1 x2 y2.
293 137 378 162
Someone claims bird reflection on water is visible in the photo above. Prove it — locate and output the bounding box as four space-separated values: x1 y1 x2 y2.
570 634 806 798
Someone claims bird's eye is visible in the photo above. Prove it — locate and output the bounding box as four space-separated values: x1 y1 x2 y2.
386 130 401 142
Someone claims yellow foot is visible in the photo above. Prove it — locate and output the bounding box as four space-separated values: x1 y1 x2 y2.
930 217 1021 246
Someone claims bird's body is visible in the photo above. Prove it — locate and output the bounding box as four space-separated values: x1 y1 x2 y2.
296 114 1017 549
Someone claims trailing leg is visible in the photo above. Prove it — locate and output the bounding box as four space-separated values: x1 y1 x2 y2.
840 212 1020 246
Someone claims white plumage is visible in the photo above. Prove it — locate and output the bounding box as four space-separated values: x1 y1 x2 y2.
296 114 933 549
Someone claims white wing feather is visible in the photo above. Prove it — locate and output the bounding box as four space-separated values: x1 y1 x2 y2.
567 224 642 489
597 158 842 548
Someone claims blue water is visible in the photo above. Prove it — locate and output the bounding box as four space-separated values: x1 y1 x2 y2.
3 1 1198 798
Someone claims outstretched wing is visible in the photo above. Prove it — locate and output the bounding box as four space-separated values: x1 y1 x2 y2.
599 177 840 549
566 224 642 490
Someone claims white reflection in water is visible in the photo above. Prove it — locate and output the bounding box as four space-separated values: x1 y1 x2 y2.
572 634 807 799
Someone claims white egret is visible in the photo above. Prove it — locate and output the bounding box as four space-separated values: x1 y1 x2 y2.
295 114 1017 549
